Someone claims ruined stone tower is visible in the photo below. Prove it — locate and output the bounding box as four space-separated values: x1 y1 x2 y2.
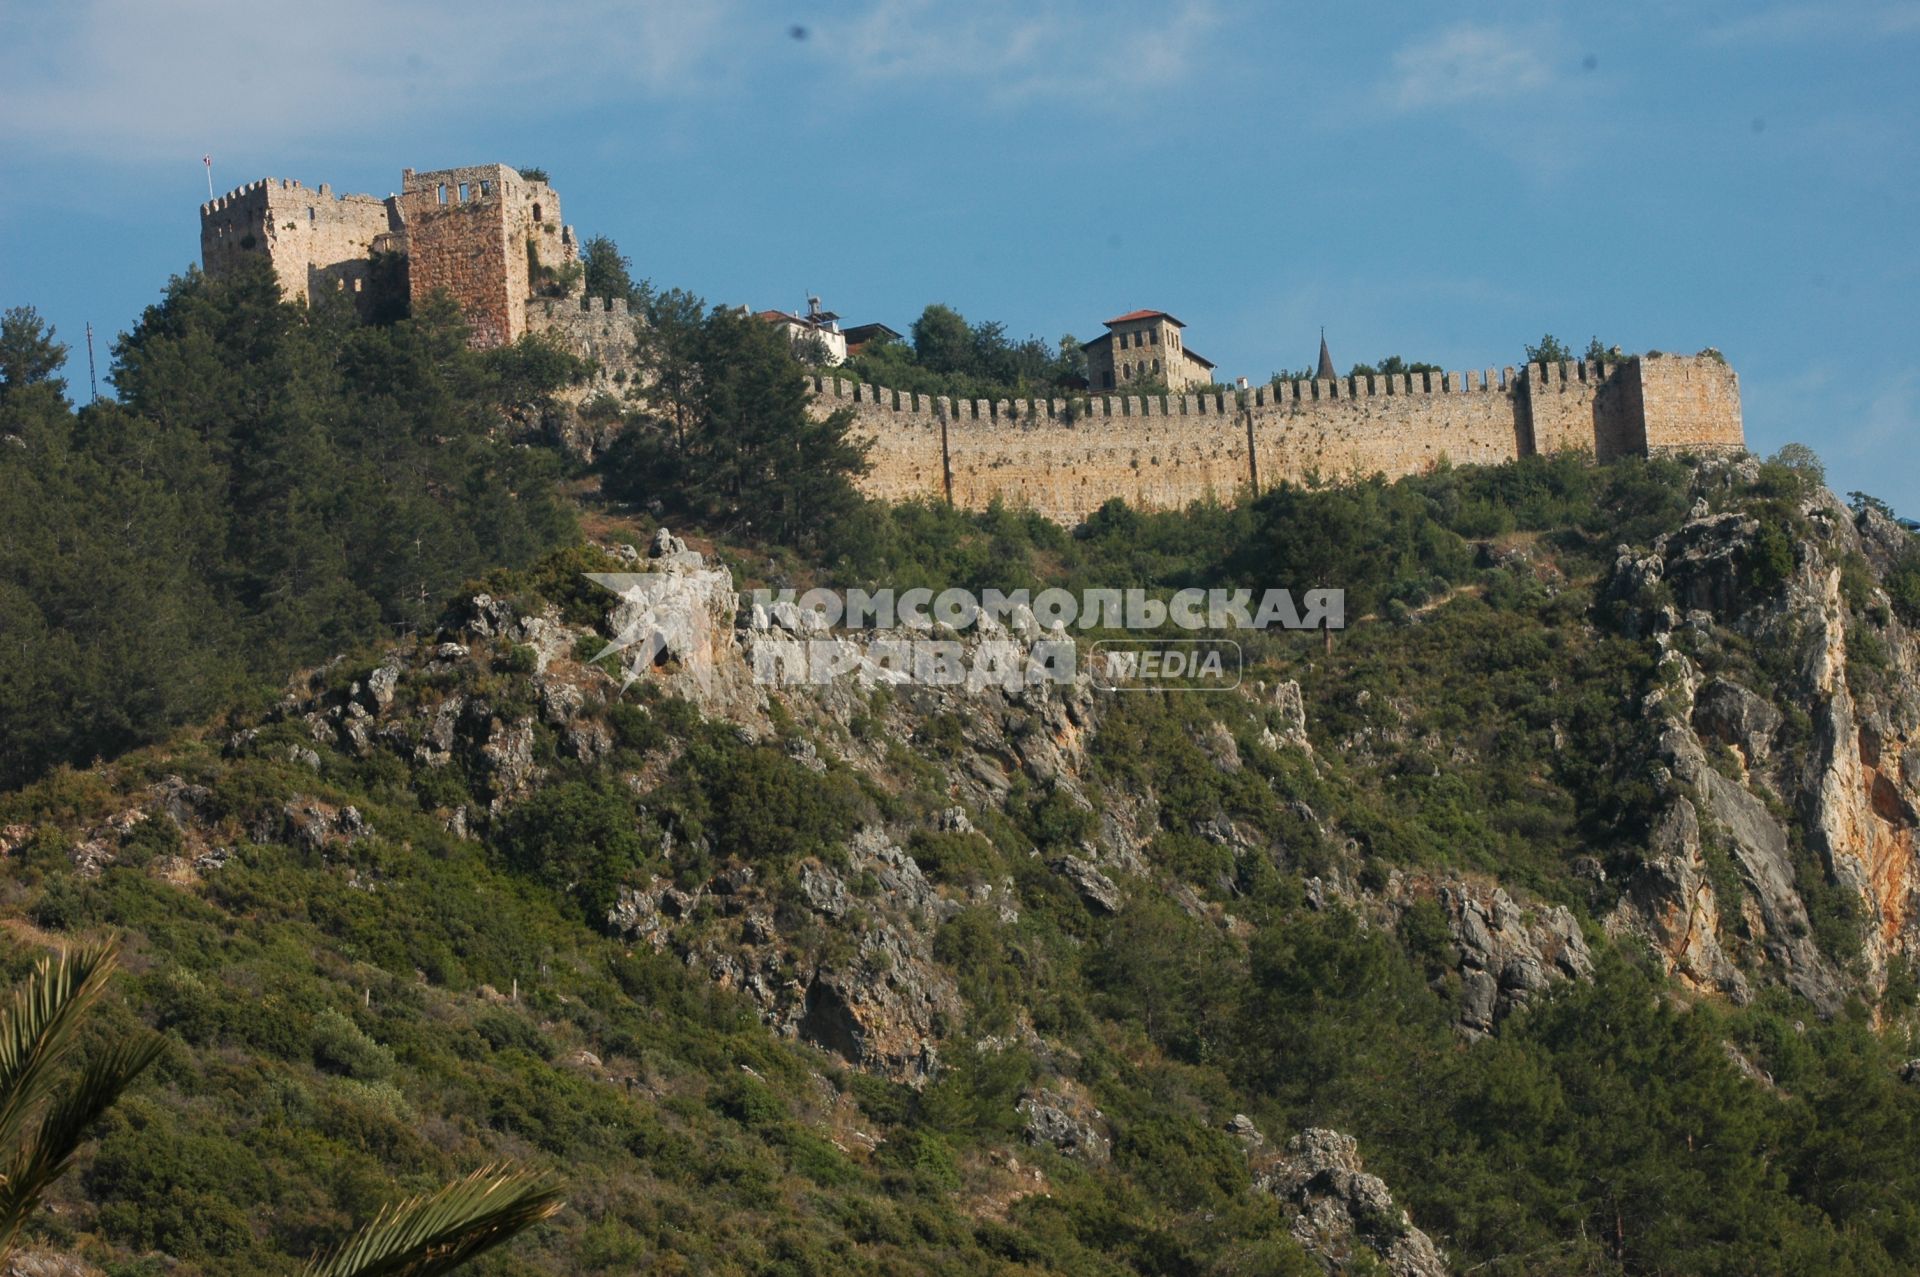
395 165 578 348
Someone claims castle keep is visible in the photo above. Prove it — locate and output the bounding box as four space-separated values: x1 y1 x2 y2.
201 164 633 359
810 353 1744 525
200 164 1746 526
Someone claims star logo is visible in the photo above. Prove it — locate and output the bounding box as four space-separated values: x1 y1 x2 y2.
583 573 711 695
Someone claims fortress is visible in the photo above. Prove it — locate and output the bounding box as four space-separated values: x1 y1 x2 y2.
200 163 636 375
201 162 1746 526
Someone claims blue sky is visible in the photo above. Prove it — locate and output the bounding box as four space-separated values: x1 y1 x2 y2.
3 0 1916 512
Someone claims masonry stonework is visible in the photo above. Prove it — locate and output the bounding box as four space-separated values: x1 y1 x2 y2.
396 164 578 348
200 178 399 312
203 163 591 352
812 355 1744 525
1634 355 1744 455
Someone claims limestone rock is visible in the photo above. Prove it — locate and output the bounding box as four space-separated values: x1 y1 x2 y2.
1256 1128 1448 1277
1226 1112 1265 1147
797 922 958 1084
1017 1091 1112 1165
1269 678 1311 751
6 1252 103 1277
1609 796 1751 1003
481 716 539 807
1392 876 1594 1032
364 661 402 712
1691 677 1781 766
799 861 851 919
1050 855 1121 914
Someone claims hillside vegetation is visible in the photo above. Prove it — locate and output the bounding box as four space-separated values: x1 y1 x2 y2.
4 274 1920 1276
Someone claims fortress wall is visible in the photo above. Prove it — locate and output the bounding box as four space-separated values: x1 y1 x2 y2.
1636 355 1743 455
1520 359 1651 461
1526 360 1601 456
815 380 1253 523
943 393 1252 524
814 381 953 509
200 178 396 309
809 359 1746 523
1595 363 1646 460
1248 369 1523 488
530 296 644 395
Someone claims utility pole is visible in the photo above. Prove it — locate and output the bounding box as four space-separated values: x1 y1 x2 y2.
84 323 98 403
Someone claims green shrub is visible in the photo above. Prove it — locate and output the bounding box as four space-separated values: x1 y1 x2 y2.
310 1008 397 1080
1889 544 1920 627
497 777 649 922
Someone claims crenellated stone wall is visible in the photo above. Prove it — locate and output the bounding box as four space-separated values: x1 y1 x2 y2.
200 178 400 313
198 167 1743 515
528 296 644 395
810 355 1744 525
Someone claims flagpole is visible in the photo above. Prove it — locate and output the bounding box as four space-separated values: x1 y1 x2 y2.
203 154 214 198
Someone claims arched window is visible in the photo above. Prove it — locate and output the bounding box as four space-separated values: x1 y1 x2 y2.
532 203 543 223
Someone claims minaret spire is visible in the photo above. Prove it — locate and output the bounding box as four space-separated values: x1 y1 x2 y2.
1315 328 1337 381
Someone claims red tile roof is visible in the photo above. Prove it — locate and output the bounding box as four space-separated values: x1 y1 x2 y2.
1105 309 1185 327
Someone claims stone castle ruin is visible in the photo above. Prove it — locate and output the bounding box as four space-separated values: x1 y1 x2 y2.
201 163 635 362
201 162 1745 525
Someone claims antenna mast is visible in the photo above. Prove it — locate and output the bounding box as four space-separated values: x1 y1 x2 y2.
85 323 98 403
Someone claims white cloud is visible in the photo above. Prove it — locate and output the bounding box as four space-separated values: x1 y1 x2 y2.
1700 2 1920 46
814 0 1221 111
0 0 1226 162
1385 24 1556 111
0 0 744 160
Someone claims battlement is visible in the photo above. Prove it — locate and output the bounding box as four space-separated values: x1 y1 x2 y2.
201 177 389 218
536 295 629 317
807 354 1743 524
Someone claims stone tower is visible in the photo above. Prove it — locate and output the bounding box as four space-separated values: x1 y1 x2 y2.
396 165 579 348
1081 310 1217 390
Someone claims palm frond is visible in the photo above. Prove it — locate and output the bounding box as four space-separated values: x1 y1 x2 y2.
0 943 120 1158
0 1031 163 1257
303 1164 565 1277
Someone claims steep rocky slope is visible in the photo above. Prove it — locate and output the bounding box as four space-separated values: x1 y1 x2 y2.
7 456 1920 1275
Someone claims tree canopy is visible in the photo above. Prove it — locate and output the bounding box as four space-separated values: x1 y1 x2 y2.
0 264 577 789
601 299 868 551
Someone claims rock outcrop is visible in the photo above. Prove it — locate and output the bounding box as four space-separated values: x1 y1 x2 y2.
1607 474 1920 1006
1255 1128 1448 1277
